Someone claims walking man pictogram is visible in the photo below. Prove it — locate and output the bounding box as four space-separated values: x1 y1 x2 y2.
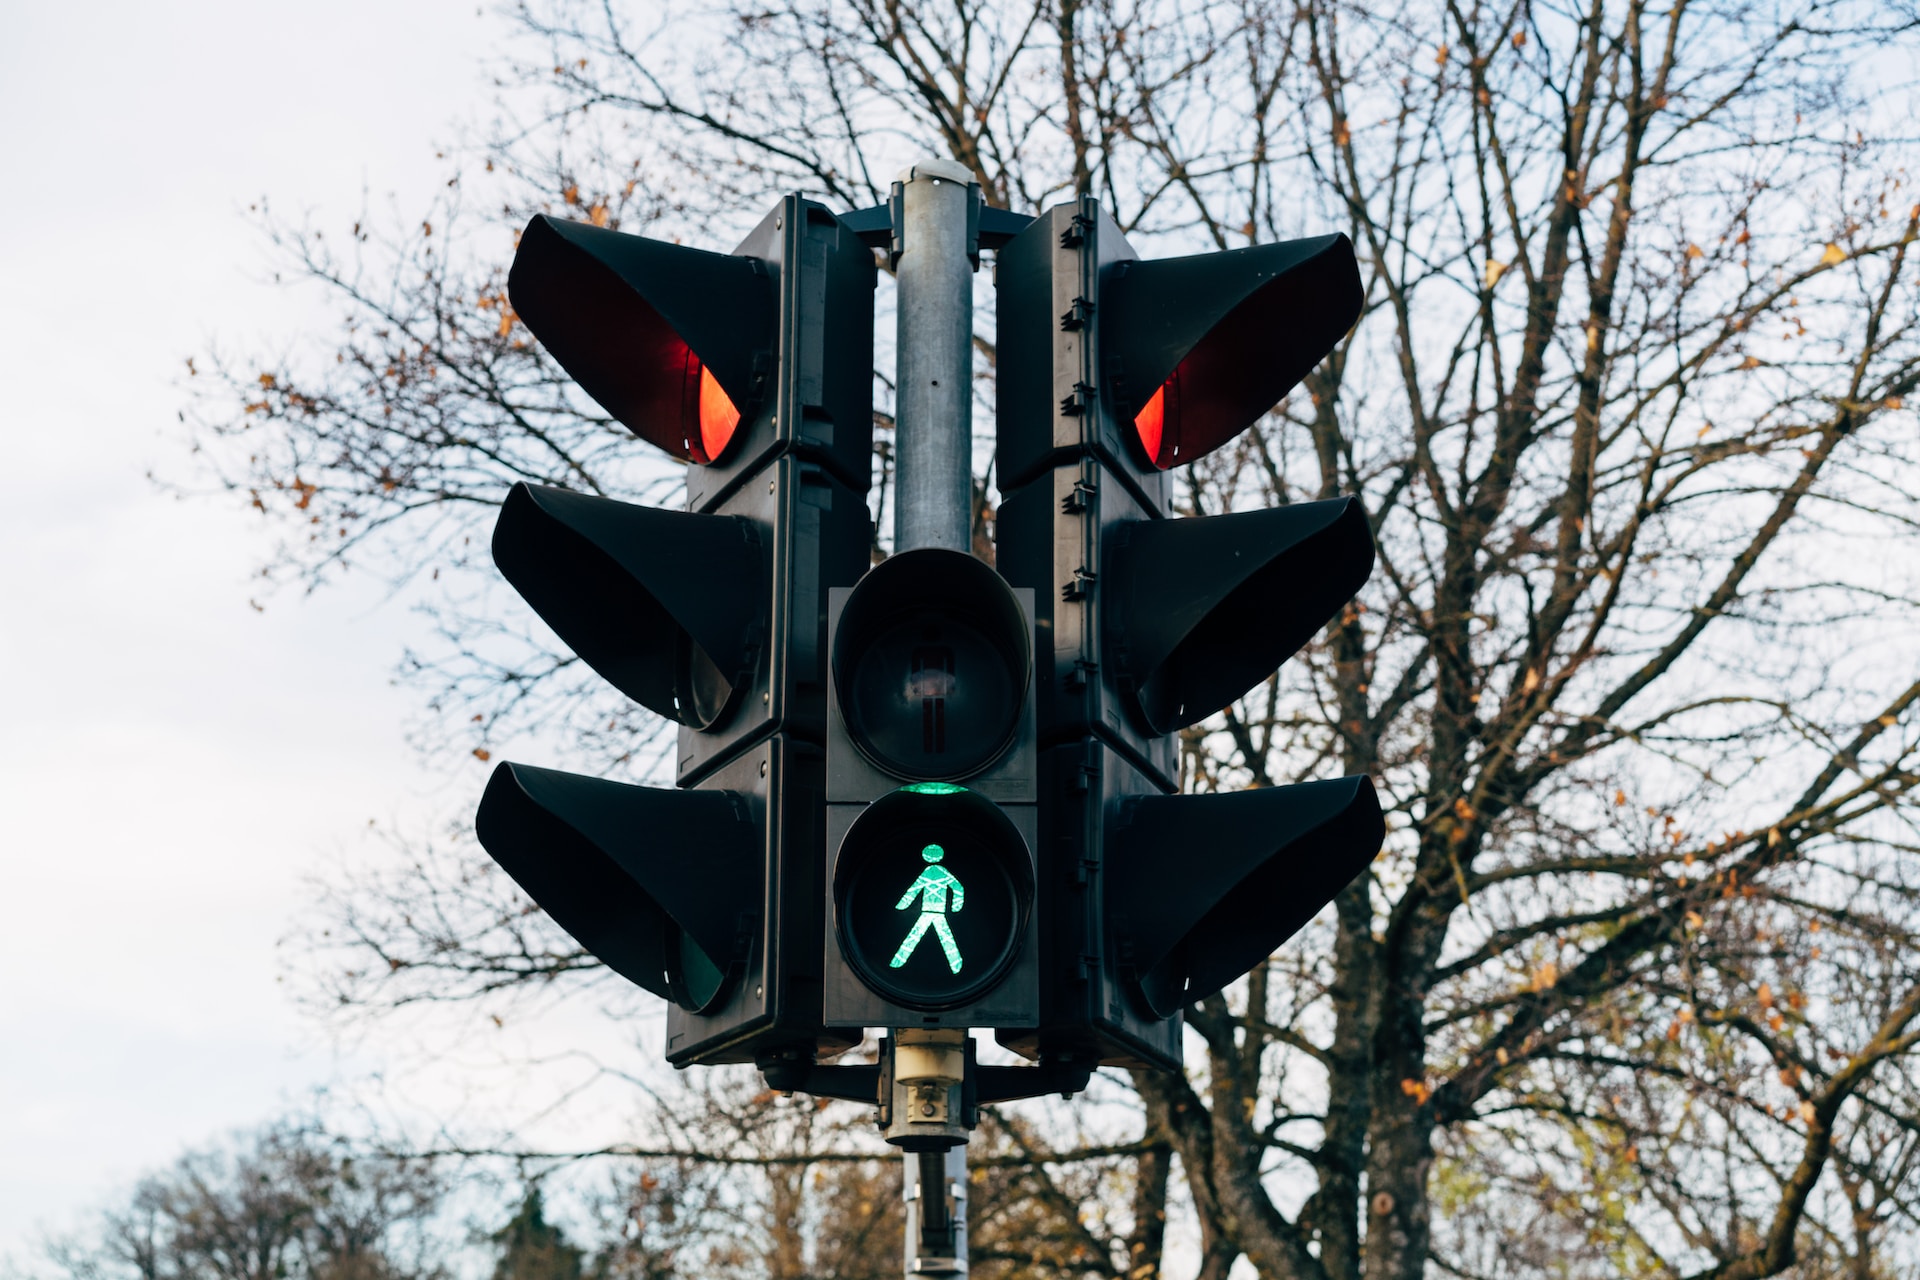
890 844 965 974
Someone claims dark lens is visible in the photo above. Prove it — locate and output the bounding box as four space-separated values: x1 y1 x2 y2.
675 630 736 730
847 615 1016 778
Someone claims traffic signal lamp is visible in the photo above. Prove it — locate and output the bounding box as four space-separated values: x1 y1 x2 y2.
508 213 773 466
475 195 875 1067
1107 498 1375 736
823 548 1041 1030
1101 235 1368 472
1105 776 1383 1018
477 752 765 1014
994 197 1384 1070
489 483 764 730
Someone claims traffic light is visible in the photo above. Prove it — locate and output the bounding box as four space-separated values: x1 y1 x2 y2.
821 548 1041 1030
474 195 876 1067
994 198 1385 1070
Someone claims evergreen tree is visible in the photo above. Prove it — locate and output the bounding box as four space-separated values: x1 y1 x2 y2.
491 1189 584 1280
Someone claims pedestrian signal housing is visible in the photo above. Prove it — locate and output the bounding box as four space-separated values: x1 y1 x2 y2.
823 549 1041 1028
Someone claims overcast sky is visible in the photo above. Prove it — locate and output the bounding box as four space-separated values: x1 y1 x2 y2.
0 0 540 1260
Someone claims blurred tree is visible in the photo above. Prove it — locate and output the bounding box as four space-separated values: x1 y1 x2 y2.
187 0 1920 1276
41 1123 444 1280
491 1190 583 1280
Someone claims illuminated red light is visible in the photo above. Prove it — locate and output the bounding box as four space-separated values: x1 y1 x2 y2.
1133 372 1179 469
678 348 741 465
696 364 741 463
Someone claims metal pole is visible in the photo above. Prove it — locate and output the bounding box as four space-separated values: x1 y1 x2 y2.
891 157 976 554
890 157 977 1276
903 1144 969 1276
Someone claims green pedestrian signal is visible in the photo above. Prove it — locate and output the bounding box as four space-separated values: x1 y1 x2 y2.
832 786 1030 1012
891 844 966 973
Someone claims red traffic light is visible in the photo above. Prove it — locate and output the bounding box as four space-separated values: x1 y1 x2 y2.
508 214 773 464
1107 234 1363 470
694 360 742 463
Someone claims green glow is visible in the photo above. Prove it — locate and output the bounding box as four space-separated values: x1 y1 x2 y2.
889 843 966 974
900 782 968 795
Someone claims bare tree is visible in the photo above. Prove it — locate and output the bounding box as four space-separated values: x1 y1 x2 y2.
187 0 1920 1276
38 1123 445 1280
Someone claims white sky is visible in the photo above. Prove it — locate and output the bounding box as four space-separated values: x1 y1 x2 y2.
0 0 519 1260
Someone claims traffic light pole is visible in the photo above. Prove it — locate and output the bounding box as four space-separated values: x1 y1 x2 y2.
904 1144 968 1275
891 158 976 555
893 156 977 1277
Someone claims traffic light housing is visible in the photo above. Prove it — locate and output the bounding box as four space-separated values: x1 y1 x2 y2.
475 195 875 1067
822 549 1041 1030
994 198 1384 1070
470 183 1384 1081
